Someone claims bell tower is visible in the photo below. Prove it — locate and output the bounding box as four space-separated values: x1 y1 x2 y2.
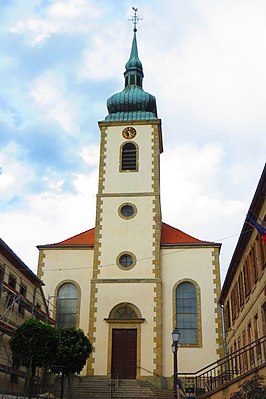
88 11 163 378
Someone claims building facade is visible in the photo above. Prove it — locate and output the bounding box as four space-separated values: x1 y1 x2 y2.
219 165 266 369
0 238 53 388
37 29 223 385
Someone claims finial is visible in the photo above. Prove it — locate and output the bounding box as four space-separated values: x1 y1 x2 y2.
129 7 143 32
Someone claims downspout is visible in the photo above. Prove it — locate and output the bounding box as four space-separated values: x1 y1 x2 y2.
219 303 230 380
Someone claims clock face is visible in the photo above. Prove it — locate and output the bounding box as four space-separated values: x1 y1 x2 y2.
122 126 137 139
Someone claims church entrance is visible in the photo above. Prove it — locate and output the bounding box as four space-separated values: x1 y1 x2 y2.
111 328 137 379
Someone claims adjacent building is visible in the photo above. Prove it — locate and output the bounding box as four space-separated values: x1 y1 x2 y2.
0 238 53 388
219 164 266 370
37 28 223 386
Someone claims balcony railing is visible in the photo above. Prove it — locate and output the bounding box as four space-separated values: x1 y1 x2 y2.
179 335 266 398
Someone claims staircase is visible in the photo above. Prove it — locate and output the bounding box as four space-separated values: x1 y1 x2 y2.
54 376 111 399
113 379 174 399
52 376 174 399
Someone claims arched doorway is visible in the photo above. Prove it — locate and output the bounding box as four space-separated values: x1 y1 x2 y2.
106 303 144 379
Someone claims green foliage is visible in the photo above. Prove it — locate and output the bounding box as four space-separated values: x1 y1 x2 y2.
230 375 266 399
9 318 59 369
52 327 93 375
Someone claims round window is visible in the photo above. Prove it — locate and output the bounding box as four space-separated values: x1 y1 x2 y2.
119 203 137 219
117 252 136 270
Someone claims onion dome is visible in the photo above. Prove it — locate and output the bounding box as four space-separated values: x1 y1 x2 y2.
104 31 158 121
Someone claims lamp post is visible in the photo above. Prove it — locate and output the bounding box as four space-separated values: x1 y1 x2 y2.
172 329 180 399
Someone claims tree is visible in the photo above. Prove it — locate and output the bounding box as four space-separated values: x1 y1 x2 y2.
52 327 93 399
10 318 59 398
230 375 266 399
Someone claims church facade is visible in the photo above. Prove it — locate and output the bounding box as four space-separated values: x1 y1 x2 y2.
37 28 223 384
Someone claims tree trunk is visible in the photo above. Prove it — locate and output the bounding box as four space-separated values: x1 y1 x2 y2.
60 371 65 399
28 364 36 399
67 373 72 399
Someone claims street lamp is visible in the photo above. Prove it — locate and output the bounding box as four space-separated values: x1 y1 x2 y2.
172 329 180 399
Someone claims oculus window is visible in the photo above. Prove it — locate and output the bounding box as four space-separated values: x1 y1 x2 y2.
57 283 78 328
176 282 199 345
117 252 136 270
119 203 137 219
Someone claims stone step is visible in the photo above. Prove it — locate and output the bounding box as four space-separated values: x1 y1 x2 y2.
52 376 174 399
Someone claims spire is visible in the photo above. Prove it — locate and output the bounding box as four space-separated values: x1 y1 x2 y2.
104 8 158 122
124 31 143 88
124 8 143 88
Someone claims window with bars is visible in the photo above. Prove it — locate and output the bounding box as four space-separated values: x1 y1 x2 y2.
121 143 137 171
176 282 199 345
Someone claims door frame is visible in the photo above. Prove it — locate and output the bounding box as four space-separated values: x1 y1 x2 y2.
106 320 143 379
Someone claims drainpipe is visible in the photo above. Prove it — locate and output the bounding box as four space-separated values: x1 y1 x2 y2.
219 303 228 358
219 303 230 380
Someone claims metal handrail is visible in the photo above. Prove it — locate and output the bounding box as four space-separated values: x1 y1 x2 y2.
110 367 122 398
179 335 266 398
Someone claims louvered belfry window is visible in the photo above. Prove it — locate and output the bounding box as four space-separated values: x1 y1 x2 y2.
121 143 137 171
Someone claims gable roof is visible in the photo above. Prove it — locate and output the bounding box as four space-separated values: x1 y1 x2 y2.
37 223 219 249
160 222 215 246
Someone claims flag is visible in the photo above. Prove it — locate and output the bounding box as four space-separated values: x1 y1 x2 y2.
246 216 266 244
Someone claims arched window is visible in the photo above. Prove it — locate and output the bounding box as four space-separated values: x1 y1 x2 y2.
176 282 199 345
57 283 78 328
121 143 137 171
109 303 141 320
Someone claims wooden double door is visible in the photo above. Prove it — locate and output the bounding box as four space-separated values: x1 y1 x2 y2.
111 329 137 379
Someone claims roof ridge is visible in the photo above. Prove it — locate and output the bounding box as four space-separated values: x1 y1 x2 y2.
37 222 220 248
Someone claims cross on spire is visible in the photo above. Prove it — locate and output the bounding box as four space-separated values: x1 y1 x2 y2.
129 7 142 32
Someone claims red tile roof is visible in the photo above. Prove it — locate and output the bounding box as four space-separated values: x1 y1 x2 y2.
53 227 95 246
40 223 215 248
161 223 211 245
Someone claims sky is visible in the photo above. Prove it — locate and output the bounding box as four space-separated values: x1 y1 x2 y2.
0 0 265 282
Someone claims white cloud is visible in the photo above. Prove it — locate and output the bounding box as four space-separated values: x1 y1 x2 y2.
10 0 106 45
0 143 33 201
42 176 64 193
160 142 247 278
30 72 80 134
78 23 128 81
1 169 98 272
80 144 99 166
143 1 266 133
160 142 246 224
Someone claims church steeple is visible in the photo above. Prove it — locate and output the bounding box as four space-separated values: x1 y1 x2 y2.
124 31 143 88
104 17 158 122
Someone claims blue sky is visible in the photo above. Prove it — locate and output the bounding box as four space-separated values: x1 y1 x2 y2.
1 0 265 281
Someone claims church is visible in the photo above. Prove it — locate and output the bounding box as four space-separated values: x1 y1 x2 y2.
37 21 223 386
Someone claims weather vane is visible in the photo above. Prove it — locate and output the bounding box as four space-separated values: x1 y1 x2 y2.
129 7 143 32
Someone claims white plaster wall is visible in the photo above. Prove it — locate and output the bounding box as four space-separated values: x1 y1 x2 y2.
98 196 156 279
103 124 154 193
161 247 218 375
41 248 93 333
93 282 156 376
